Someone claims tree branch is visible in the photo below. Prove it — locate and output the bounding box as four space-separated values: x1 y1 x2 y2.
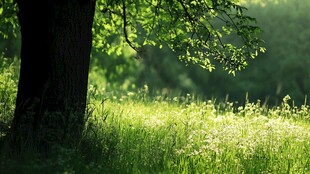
122 0 139 52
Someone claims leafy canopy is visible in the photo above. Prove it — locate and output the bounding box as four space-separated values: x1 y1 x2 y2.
0 0 18 38
1 0 265 75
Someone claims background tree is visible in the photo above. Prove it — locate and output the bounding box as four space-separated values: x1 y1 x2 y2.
0 0 264 153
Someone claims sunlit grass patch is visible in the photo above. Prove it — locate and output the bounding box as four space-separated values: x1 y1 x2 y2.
85 91 310 173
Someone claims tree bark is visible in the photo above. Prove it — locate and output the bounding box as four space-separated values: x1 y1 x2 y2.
8 0 96 153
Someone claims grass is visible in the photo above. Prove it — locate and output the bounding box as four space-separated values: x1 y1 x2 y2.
0 57 310 173
84 90 310 174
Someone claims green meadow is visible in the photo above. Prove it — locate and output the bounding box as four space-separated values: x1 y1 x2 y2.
1 58 309 173
1 1 310 173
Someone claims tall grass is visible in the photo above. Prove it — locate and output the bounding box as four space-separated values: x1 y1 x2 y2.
0 57 309 173
84 89 310 174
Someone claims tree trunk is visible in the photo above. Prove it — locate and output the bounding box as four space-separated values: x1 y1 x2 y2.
8 0 96 153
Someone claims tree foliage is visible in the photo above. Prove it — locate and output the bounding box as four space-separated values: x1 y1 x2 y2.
1 0 264 74
0 0 18 39
92 0 264 74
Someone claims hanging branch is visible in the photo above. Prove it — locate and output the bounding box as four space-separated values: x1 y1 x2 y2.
122 0 139 52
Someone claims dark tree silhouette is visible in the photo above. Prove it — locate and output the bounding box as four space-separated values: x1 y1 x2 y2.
9 0 96 152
